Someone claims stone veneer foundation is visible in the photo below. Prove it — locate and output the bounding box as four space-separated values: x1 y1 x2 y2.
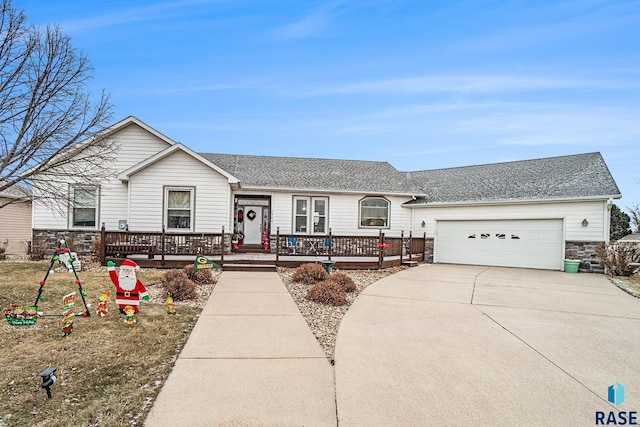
31 232 603 273
564 241 604 273
32 230 99 257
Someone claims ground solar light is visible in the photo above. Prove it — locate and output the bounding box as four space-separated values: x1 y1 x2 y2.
38 366 57 398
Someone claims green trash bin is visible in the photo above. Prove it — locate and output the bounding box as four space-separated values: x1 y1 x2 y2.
563 259 580 273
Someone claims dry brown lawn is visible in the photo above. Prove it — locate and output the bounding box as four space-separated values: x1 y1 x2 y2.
0 260 203 427
1 259 399 426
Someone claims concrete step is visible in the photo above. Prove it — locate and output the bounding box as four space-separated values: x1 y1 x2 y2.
402 260 419 267
222 264 277 272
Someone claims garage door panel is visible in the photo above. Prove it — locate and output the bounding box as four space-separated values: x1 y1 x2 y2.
436 219 563 270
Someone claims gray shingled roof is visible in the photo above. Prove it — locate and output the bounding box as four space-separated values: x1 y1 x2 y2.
618 233 640 243
403 152 621 205
199 153 416 194
197 152 619 203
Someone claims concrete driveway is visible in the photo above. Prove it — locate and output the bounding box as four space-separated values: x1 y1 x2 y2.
335 264 640 426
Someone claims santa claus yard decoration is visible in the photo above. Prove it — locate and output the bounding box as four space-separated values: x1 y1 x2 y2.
106 260 149 314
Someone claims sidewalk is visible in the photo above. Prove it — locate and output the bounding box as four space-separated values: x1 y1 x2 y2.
145 271 336 426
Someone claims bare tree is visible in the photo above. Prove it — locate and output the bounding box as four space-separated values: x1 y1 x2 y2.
0 0 114 210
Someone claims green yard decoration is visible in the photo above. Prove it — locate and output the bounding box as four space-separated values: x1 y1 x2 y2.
166 293 176 315
4 305 38 326
61 292 76 337
124 305 136 327
34 236 91 318
194 254 220 270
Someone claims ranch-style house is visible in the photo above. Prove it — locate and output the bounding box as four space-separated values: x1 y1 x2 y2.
31 117 621 272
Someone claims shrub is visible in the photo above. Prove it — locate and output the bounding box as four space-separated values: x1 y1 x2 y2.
161 269 197 301
327 272 356 292
595 242 640 276
91 236 102 260
292 263 328 285
305 280 347 306
183 264 214 285
29 247 46 261
0 239 7 261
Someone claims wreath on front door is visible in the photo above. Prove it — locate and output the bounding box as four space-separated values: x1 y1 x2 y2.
247 209 257 221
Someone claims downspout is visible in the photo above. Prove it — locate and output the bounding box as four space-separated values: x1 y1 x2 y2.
126 181 131 230
605 199 613 242
411 203 415 234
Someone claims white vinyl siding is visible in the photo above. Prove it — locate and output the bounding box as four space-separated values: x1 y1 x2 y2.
128 150 230 232
411 200 609 242
268 192 411 235
32 123 172 230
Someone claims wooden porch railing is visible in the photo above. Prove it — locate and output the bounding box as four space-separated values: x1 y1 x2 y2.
100 226 426 268
275 228 425 267
100 226 225 266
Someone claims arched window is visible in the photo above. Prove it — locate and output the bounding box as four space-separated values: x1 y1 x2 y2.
359 197 389 228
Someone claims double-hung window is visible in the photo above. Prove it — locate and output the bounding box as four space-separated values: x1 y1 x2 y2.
293 196 328 234
165 187 194 230
359 197 389 228
71 186 98 228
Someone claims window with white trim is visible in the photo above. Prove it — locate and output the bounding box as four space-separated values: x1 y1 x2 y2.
165 188 194 230
359 197 389 228
71 186 98 228
293 196 328 234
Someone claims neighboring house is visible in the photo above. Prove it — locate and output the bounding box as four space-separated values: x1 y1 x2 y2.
0 184 32 255
31 116 622 271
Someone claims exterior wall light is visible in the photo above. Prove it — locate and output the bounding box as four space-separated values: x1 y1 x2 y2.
582 218 589 227
421 221 426 228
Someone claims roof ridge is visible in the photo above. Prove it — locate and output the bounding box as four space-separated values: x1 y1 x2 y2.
200 152 395 166
403 152 601 174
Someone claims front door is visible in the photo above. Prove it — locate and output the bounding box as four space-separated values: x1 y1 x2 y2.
243 206 263 244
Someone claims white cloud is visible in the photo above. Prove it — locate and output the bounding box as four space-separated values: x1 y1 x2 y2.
59 0 215 33
269 2 344 41
296 74 634 97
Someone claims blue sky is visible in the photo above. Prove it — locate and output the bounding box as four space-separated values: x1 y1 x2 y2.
16 0 640 211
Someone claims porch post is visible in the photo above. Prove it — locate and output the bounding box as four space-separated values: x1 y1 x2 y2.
220 226 225 267
161 225 165 266
328 228 332 261
400 230 404 264
378 230 384 267
100 224 106 265
409 230 413 261
276 227 280 266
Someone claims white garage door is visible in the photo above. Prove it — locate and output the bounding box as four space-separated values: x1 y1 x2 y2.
435 219 564 270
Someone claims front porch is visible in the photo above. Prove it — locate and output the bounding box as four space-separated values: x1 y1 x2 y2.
99 227 427 270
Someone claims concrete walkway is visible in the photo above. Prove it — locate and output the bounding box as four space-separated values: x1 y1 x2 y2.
146 266 640 426
335 264 640 426
145 271 336 426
